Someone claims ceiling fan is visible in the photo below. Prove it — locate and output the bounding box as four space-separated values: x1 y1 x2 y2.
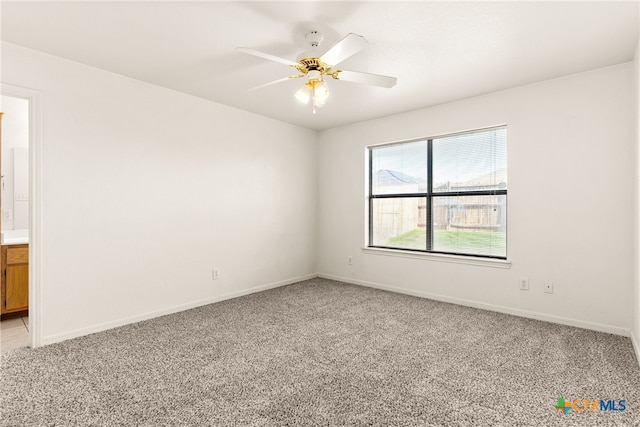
236 31 397 113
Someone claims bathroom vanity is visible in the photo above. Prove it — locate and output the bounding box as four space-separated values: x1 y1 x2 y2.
1 243 28 319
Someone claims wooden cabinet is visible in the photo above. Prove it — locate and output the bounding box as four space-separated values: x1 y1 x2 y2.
1 244 29 318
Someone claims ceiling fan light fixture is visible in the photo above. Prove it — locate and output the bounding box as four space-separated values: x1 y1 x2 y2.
295 83 312 104
295 73 330 109
311 79 329 107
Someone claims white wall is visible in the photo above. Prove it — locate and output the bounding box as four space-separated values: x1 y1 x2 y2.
0 95 29 231
318 63 635 335
1 42 317 344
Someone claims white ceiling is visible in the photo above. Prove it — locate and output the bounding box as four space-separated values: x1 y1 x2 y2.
2 1 638 131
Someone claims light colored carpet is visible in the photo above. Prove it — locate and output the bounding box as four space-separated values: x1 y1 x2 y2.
1 278 639 426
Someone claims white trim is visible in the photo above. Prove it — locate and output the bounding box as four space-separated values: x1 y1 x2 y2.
1 83 43 348
362 247 512 269
632 330 640 368
41 273 317 346
319 273 630 337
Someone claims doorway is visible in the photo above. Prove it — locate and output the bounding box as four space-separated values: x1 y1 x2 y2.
0 84 42 350
0 96 29 351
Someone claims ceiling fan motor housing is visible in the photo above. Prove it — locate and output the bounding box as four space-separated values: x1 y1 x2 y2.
295 31 337 79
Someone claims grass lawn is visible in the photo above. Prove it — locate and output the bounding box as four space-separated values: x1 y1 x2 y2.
387 228 506 256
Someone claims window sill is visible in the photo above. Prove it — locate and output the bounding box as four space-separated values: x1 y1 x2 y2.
361 247 512 269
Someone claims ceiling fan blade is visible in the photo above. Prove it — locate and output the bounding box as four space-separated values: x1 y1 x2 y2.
236 47 299 67
246 75 303 92
320 33 368 67
335 70 397 88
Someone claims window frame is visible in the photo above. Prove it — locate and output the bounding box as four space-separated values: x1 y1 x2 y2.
367 126 507 260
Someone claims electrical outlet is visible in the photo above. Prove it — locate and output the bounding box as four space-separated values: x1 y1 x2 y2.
519 277 529 291
212 269 220 280
544 281 553 294
348 256 353 265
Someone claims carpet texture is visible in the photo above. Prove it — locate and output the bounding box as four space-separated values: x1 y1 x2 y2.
1 278 639 426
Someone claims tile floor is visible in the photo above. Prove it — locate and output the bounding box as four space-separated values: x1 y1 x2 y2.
1 316 29 353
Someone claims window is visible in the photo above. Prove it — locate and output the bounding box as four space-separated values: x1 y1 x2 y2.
368 126 507 259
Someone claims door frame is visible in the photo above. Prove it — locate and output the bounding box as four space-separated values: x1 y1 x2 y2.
1 83 43 348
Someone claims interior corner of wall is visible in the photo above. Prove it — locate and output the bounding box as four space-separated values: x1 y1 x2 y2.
631 328 640 368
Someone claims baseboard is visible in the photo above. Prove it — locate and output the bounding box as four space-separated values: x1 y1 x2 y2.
318 273 631 337
41 273 317 346
42 272 633 348
632 330 640 368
